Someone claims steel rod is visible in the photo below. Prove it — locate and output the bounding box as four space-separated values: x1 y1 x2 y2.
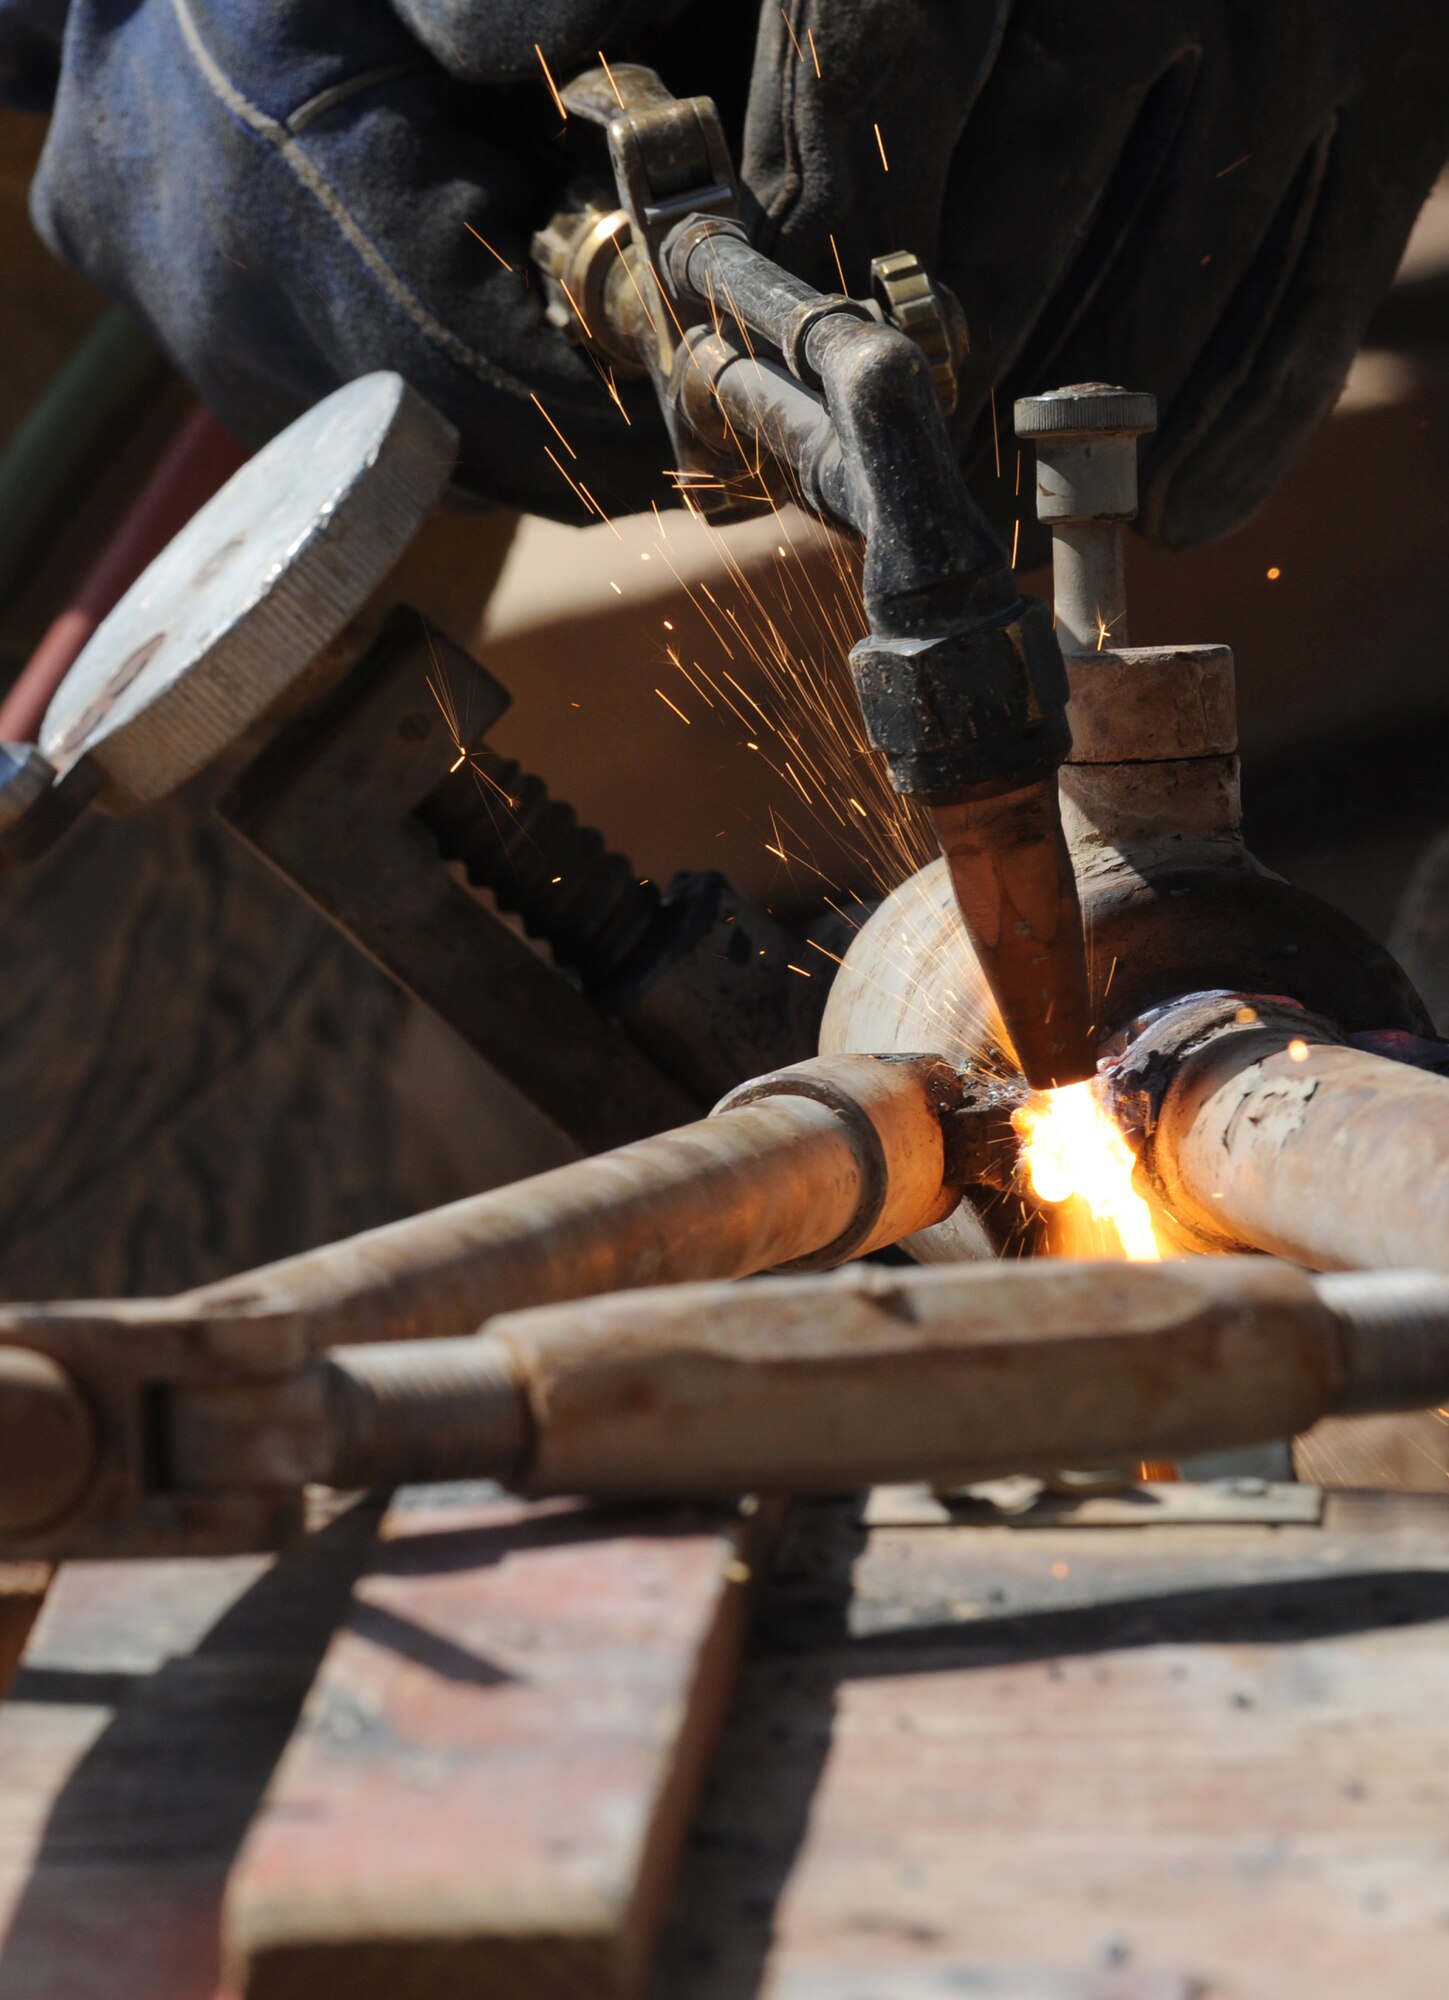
299 1260 1449 1499
183 1056 961 1345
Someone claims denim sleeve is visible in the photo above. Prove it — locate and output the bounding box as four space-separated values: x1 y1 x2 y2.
23 1 679 518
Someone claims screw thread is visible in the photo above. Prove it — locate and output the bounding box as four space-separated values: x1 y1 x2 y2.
319 1336 530 1491
1315 1270 1449 1414
417 752 660 986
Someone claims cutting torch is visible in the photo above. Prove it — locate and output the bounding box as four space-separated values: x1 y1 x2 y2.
533 63 1094 1087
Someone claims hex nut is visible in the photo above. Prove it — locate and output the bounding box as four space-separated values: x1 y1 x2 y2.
849 599 1070 795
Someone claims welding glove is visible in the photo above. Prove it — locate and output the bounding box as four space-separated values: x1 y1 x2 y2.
6 0 1449 547
3 0 713 518
749 1 1449 549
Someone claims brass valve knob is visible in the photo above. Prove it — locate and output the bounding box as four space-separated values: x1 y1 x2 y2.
870 250 966 415
530 205 650 377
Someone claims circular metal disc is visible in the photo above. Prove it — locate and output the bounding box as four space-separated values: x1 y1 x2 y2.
41 373 458 808
1012 384 1157 440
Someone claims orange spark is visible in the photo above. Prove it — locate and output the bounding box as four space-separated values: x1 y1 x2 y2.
558 276 593 340
779 5 804 61
874 122 890 172
1266 565 1281 580
534 43 567 119
1287 1038 1309 1062
601 365 633 425
597 50 625 108
828 231 849 295
530 391 577 459
655 687 691 724
463 220 513 271
806 26 821 75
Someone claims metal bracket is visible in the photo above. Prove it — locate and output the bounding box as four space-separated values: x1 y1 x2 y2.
561 62 741 506
0 1300 308 1560
217 609 695 1155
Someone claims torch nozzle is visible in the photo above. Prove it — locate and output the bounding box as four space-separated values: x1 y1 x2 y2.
931 777 1094 1090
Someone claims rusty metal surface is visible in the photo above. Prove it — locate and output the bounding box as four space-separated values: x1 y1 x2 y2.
1127 1010 1449 1273
497 1260 1353 1503
0 1349 95 1535
655 1491 1449 2000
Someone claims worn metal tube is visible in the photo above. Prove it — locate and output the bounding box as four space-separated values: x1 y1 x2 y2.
183 1056 960 1345
299 1260 1449 1499
1114 1000 1449 1273
0 1348 96 1533
672 222 835 371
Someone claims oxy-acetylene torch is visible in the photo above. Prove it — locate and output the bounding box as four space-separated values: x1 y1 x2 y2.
532 62 1093 1088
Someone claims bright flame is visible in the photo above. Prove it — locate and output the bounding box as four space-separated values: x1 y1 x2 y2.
1012 1081 1162 1262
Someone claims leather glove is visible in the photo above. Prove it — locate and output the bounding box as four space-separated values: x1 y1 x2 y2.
746 2 1449 548
8 2 1449 545
9 0 710 518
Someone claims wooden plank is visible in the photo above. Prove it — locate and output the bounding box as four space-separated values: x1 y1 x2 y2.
766 1970 1193 1999
224 1490 764 2000
654 1491 1449 2000
0 1506 376 2000
1296 1408 1449 1493
0 1491 757 2000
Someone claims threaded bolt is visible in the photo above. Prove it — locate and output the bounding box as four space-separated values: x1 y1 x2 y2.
317 1336 531 1491
416 751 660 988
1315 1269 1449 1416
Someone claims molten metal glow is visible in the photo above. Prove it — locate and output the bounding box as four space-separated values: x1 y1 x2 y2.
1013 1081 1161 1262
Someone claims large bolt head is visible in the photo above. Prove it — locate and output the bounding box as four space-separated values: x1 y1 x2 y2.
1013 383 1157 441
1015 384 1157 527
849 600 1070 796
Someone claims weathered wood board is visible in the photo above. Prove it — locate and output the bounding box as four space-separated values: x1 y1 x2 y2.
0 1490 759 2000
654 1490 1449 2000
0 1509 374 2000
226 1490 763 2000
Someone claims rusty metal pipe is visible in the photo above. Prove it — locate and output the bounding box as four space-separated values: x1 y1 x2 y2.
1110 996 1449 1273
292 1260 1449 1499
0 1347 96 1533
181 1056 962 1345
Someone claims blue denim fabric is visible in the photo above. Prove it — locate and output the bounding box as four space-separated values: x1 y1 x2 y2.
1 0 678 516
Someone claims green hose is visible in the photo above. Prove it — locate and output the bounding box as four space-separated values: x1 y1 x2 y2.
0 306 170 617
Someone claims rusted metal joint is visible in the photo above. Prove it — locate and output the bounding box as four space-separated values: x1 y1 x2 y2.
0 1054 991 1557
1101 990 1342 1150
1100 989 1449 1272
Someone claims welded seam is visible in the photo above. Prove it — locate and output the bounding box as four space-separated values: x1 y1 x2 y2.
168 0 522 397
